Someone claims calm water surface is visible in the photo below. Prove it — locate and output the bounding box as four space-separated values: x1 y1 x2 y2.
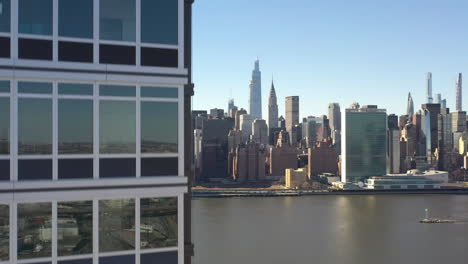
192 195 468 264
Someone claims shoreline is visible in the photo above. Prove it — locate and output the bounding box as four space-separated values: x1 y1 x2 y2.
192 188 468 198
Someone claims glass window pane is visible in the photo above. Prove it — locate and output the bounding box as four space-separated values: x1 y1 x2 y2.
59 259 92 264
19 38 52 60
99 199 135 252
140 198 177 249
141 158 178 177
141 251 177 264
0 80 10 93
59 0 93 39
100 255 135 264
58 99 93 154
58 83 94 96
0 204 9 261
0 160 9 180
17 203 52 259
58 159 93 179
100 101 136 154
99 85 135 97
18 98 52 154
18 82 52 94
141 87 178 98
99 158 135 178
0 97 9 154
141 0 178 45
0 0 10 33
18 159 52 180
18 0 52 36
100 0 135 42
141 102 178 153
58 201 92 256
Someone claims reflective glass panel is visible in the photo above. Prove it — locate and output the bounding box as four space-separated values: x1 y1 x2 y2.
58 201 92 256
141 0 178 45
0 97 9 154
18 98 52 154
100 255 135 264
0 204 8 261
99 85 135 97
18 159 52 180
140 198 177 249
58 83 93 96
18 0 52 36
99 199 135 252
100 101 136 153
141 102 178 153
141 251 177 264
18 82 52 94
0 0 9 32
17 203 52 259
0 80 9 93
59 0 93 39
100 0 135 42
58 99 93 154
141 87 178 98
0 160 9 180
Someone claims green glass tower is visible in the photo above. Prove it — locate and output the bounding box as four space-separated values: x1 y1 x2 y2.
342 105 387 183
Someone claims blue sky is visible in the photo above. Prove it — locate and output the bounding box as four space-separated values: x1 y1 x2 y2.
192 0 468 118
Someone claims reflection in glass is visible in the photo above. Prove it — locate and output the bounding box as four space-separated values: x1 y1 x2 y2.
58 83 93 96
0 204 9 261
140 198 177 249
19 0 53 35
18 82 53 94
141 86 178 98
99 199 135 252
100 101 136 153
58 100 93 154
0 0 10 33
17 203 52 259
58 201 92 256
59 0 93 39
99 85 136 97
0 98 9 154
100 0 135 42
141 102 178 153
141 0 178 45
18 98 52 154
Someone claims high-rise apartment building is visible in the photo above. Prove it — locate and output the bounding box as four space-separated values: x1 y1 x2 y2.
451 111 467 133
426 72 433 103
456 73 462 111
342 105 387 183
249 59 262 120
267 80 278 129
0 1 193 263
285 96 299 145
252 119 268 145
328 103 341 134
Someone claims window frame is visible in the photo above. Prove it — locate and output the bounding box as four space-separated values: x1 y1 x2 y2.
1 79 183 181
5 0 185 70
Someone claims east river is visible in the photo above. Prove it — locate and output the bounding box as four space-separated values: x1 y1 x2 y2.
192 195 468 264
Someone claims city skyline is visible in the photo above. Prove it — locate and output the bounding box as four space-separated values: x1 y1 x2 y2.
193 0 468 117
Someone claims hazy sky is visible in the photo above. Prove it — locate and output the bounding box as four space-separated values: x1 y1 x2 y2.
192 0 468 118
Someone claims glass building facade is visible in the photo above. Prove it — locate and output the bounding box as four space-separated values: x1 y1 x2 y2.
0 1 191 263
342 107 387 183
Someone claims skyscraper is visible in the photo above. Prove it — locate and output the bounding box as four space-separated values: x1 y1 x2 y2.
328 103 341 134
426 72 433 103
286 96 300 145
342 105 387 183
268 80 279 129
249 59 262 119
407 93 414 122
456 73 462 111
0 1 194 263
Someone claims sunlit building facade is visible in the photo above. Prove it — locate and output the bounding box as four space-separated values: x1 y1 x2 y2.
0 0 193 263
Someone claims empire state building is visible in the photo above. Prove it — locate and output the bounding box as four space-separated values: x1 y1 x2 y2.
249 59 262 119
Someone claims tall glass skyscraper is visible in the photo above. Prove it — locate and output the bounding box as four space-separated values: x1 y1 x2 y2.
342 105 387 183
0 1 193 263
249 59 262 120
